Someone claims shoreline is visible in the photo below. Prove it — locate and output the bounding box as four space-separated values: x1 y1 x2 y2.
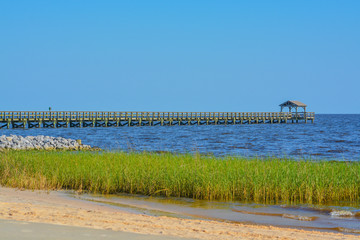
0 186 358 240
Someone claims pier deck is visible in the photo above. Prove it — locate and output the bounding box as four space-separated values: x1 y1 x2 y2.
0 111 315 129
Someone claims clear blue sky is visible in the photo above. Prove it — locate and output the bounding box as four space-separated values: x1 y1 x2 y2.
1 1 359 113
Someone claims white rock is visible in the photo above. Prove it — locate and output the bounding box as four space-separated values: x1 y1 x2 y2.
0 135 93 150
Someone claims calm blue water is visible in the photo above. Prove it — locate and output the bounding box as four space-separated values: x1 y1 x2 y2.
1 114 360 160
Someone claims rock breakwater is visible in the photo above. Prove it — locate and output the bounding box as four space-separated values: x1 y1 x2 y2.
0 135 92 150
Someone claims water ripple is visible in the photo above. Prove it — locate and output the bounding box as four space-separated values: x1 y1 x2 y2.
1 114 360 160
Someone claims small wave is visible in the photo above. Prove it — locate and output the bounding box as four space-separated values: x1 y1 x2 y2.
177 135 189 139
229 146 247 149
337 227 360 234
233 209 317 221
330 210 355 217
310 153 324 156
327 149 346 153
282 214 318 221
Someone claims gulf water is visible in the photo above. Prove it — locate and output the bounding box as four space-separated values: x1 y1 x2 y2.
2 114 359 160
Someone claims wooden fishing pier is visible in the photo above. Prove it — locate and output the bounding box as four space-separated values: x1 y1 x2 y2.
0 102 314 129
0 111 314 129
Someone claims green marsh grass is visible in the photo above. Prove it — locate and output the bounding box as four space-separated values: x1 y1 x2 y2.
0 150 359 204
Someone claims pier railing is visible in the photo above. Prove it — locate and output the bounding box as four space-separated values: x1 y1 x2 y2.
0 111 315 121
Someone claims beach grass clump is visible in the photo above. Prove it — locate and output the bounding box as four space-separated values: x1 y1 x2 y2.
0 150 359 204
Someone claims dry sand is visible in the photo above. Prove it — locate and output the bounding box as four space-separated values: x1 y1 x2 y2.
0 187 358 240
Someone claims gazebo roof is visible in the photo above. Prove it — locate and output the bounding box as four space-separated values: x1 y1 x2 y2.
279 100 307 107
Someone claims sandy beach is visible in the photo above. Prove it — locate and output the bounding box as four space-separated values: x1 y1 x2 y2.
0 187 358 240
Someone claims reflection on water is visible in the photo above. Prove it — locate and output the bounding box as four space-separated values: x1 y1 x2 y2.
70 192 360 234
1 114 360 160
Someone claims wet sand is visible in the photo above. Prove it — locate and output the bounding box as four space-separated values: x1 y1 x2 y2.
0 219 191 240
0 187 358 240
